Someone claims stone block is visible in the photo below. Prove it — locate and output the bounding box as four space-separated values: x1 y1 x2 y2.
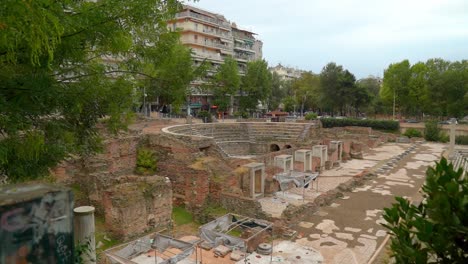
396 136 411 143
0 184 74 264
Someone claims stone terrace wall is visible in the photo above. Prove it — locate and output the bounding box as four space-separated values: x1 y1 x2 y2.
163 122 315 157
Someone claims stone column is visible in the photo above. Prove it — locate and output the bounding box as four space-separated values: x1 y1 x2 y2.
449 124 456 158
74 206 96 264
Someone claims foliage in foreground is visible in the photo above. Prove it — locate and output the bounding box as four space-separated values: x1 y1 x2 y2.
0 0 199 182
320 118 400 131
382 158 468 263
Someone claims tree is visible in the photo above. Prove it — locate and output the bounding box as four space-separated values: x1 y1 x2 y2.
382 158 468 263
212 56 240 115
291 72 320 116
240 60 272 113
266 72 284 111
145 36 209 112
320 63 357 116
0 0 191 182
356 76 382 116
407 62 430 117
351 82 372 117
380 60 411 117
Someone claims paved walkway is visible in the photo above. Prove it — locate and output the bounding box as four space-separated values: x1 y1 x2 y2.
289 142 446 264
259 143 414 218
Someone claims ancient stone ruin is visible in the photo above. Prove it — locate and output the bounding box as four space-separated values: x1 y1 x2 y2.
49 120 398 243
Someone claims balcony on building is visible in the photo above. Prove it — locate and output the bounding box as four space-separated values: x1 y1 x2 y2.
175 10 231 30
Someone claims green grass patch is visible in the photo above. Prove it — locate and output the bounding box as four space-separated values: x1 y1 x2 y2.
227 228 243 237
94 216 120 255
203 204 228 217
172 206 193 226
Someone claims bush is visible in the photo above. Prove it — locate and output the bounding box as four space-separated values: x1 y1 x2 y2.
233 111 249 119
403 128 422 138
382 158 468 263
439 132 449 143
135 148 157 175
424 120 441 141
455 135 468 145
305 112 318 120
197 110 212 123
320 118 400 131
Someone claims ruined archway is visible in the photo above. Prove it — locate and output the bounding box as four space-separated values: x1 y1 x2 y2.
284 144 292 149
270 144 280 152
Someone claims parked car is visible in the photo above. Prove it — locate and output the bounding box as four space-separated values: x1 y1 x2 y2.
439 118 458 125
405 119 420 123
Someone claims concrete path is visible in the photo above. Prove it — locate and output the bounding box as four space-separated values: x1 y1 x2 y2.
290 142 446 264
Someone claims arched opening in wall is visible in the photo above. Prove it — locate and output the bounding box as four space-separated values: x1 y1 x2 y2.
270 144 280 152
284 145 292 149
199 146 210 155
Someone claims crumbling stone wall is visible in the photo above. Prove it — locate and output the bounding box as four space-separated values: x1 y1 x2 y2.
220 193 268 220
52 134 140 213
102 176 172 239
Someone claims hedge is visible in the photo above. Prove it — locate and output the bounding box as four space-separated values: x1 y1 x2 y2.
321 118 400 131
455 135 468 145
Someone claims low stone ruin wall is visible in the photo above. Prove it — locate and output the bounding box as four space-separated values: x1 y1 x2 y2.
103 176 172 239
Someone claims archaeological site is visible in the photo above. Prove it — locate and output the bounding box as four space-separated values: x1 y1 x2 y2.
32 117 462 264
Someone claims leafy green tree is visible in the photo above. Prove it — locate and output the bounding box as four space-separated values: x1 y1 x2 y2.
0 0 190 182
145 36 209 112
319 63 357 116
320 62 344 115
443 61 468 118
407 62 430 117
356 76 382 115
239 60 272 113
212 56 240 115
382 158 468 263
282 96 297 113
380 60 411 117
351 82 372 117
424 58 451 116
291 72 320 116
266 72 284 111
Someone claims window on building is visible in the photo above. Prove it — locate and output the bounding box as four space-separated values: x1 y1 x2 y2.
194 35 198 43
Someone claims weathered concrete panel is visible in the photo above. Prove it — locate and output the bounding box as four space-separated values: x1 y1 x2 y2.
0 184 74 264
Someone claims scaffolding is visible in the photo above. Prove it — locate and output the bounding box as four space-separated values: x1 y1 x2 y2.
199 213 273 253
274 171 319 191
104 233 196 264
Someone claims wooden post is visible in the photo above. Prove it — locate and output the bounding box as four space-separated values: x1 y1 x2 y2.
74 206 96 264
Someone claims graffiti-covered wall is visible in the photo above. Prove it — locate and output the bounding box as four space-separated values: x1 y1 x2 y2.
0 184 74 264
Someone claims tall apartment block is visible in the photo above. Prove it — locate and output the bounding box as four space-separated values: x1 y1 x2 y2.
168 5 263 114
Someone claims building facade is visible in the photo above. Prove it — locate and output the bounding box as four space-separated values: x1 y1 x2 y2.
270 64 304 81
168 5 263 114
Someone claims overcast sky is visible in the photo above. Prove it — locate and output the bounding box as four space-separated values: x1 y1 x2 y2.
187 0 468 78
